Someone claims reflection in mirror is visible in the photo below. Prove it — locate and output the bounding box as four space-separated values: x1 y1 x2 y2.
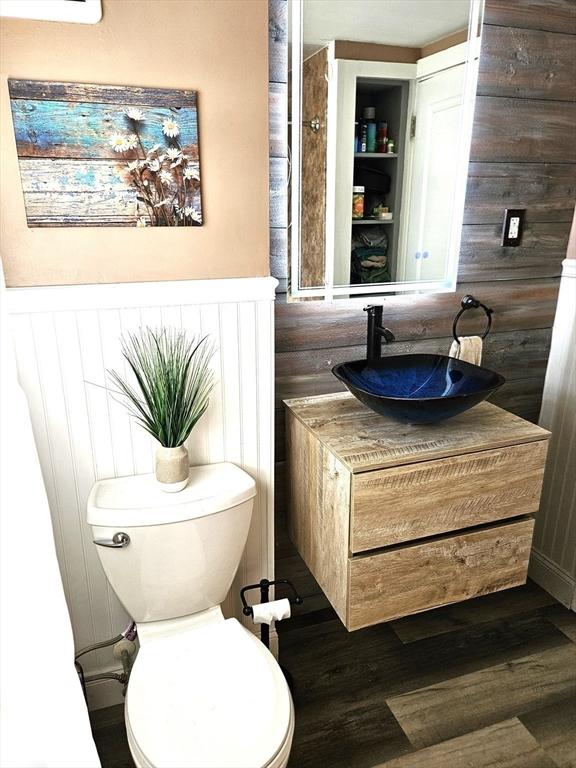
290 0 484 300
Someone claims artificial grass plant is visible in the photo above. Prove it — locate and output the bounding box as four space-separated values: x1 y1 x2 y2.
109 327 215 448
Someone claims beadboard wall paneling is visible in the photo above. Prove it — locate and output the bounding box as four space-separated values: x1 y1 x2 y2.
531 259 576 607
268 0 576 620
7 277 277 708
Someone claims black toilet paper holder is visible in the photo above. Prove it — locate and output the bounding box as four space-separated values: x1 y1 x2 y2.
240 578 303 650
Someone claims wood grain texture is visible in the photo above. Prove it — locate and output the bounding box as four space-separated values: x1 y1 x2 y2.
543 604 576 643
275 375 548 463
487 376 546 424
351 441 548 551
276 328 553 382
285 394 546 631
478 26 576 101
269 81 287 159
278 603 572 766
464 163 576 224
520 697 576 768
459 222 570 280
8 79 201 227
300 48 328 289
275 279 561 352
279 593 572 703
375 718 558 768
286 413 350 625
17 158 202 228
483 0 576 34
268 0 287 84
387 643 576 748
390 580 558 643
284 395 549 474
270 156 288 228
18 158 131 192
348 518 535 629
270 227 288 280
470 96 576 164
7 79 198 106
9 98 199 160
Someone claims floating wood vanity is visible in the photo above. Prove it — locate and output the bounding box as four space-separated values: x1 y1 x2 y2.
284 393 550 631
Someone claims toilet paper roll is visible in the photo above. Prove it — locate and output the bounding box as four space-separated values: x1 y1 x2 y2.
251 598 291 625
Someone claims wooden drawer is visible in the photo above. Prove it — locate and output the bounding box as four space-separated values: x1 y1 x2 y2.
350 440 548 552
347 518 534 630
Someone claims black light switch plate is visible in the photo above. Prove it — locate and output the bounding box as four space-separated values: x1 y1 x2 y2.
502 208 525 247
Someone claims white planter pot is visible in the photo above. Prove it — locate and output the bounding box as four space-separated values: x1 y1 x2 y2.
155 445 189 493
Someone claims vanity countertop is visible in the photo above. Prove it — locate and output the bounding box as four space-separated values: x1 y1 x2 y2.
283 393 550 473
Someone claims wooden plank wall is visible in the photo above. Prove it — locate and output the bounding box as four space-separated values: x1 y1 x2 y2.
268 0 576 610
269 0 289 293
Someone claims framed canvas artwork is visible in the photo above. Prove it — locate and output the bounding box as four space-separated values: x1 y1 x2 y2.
8 79 203 227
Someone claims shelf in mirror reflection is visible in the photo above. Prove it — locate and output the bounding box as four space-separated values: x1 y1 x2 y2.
352 219 394 225
354 153 398 158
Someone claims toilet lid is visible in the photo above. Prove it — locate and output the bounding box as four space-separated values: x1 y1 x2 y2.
126 618 292 768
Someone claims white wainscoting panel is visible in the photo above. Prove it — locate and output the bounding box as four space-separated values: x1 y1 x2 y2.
531 259 576 610
7 277 278 707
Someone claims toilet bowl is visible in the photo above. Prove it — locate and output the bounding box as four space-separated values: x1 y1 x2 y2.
88 463 293 768
125 610 294 768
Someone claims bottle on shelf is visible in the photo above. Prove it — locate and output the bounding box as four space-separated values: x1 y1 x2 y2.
377 122 388 153
363 106 377 153
359 122 368 153
352 186 365 219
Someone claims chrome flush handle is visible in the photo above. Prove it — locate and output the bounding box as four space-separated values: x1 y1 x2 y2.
93 532 130 548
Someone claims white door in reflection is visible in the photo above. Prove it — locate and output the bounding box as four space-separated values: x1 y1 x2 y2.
402 62 466 282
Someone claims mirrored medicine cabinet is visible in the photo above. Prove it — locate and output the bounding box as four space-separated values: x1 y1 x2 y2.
289 0 484 301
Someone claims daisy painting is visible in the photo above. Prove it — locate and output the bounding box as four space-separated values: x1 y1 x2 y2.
8 79 203 227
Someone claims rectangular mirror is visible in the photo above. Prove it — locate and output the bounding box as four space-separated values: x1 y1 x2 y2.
289 0 484 300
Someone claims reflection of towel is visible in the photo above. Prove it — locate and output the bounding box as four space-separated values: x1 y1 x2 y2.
449 336 483 366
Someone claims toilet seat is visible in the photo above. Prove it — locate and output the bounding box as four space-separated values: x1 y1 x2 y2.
125 617 294 768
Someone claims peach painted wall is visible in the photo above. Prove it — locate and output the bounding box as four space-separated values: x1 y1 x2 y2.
0 0 270 286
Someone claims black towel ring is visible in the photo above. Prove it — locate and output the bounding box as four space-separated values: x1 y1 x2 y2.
452 295 493 344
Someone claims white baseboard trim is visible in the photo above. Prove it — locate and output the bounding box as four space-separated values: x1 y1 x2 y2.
562 258 576 279
529 549 576 610
6 275 279 314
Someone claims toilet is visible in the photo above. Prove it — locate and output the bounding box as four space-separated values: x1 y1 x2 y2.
87 462 294 768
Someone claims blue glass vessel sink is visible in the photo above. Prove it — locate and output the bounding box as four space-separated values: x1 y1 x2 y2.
332 354 505 424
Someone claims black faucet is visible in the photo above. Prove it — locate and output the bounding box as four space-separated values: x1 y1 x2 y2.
364 305 395 364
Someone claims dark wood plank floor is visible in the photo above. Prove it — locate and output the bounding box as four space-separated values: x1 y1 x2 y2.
90 581 576 768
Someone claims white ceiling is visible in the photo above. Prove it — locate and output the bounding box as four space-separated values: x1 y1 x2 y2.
302 0 471 49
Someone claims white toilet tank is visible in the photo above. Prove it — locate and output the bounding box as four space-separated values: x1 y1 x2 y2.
87 463 256 623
